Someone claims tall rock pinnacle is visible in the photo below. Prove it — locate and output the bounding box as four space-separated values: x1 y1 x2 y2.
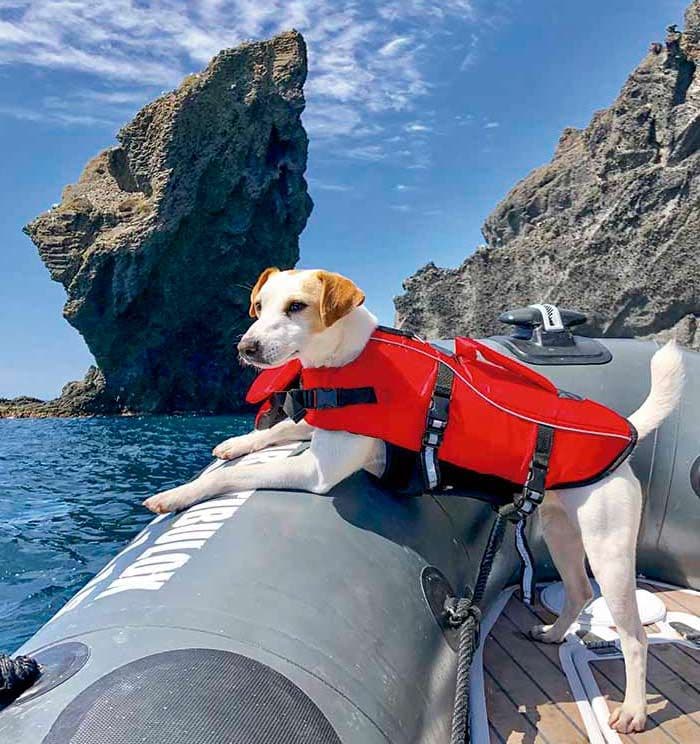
23 30 313 415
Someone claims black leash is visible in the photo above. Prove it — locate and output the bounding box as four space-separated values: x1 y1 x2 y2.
0 653 40 706
446 503 520 744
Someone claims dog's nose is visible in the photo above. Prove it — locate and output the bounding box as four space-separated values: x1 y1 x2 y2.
238 338 261 360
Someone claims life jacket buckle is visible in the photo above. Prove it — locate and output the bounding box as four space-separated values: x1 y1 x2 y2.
526 463 547 495
517 496 540 516
516 459 547 516
428 394 450 427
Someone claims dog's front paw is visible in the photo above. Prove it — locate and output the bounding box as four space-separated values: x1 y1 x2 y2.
529 624 565 644
212 435 254 461
609 704 647 733
143 484 198 514
143 492 177 514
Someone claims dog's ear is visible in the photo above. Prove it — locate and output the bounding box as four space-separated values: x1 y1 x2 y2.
317 271 365 327
249 267 280 317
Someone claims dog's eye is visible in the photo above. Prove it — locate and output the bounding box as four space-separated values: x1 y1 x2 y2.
287 301 307 314
254 301 262 314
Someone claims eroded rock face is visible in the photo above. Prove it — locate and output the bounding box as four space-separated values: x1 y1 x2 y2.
22 30 312 415
396 4 700 348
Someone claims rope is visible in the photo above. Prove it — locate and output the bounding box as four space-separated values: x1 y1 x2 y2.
447 505 518 744
447 604 479 744
473 510 511 606
0 654 40 705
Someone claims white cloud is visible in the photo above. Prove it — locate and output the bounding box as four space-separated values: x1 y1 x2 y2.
0 103 114 126
0 83 157 127
454 113 473 126
302 103 363 139
0 0 482 141
309 179 353 192
460 32 479 69
0 104 43 122
78 90 152 105
404 121 432 133
343 144 387 162
378 36 412 57
379 1 474 23
485 121 500 128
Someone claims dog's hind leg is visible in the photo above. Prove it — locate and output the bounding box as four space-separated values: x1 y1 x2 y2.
530 492 593 643
562 462 647 734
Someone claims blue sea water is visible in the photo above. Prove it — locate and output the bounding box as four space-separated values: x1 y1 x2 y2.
0 414 254 654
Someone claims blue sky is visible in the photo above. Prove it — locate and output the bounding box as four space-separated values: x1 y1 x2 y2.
0 0 688 399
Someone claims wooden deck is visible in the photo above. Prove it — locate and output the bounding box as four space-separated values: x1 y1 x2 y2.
484 583 700 743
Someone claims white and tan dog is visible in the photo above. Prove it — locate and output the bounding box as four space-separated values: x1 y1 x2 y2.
144 267 685 734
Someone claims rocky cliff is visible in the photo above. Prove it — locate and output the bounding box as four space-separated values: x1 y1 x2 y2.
5 30 312 418
396 4 700 348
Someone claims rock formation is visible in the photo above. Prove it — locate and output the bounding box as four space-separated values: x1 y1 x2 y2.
8 30 312 417
0 368 112 419
396 3 700 348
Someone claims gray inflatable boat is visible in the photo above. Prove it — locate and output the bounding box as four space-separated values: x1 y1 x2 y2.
1 310 699 744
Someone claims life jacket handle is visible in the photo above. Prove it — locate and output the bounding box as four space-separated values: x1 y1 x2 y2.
455 337 559 394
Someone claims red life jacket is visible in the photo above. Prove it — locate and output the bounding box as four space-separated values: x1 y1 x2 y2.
246 327 636 500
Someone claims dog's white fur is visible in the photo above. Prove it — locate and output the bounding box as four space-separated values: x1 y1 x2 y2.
144 268 685 734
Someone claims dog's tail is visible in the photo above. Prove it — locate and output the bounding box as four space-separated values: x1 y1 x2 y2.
628 340 685 440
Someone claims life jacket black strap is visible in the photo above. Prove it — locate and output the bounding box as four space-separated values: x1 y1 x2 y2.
281 387 377 423
420 362 454 490
513 424 554 605
516 424 553 517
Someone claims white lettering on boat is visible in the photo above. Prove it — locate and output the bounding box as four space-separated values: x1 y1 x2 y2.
95 495 250 599
46 444 299 619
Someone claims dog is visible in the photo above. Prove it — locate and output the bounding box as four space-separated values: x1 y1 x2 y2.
144 267 685 734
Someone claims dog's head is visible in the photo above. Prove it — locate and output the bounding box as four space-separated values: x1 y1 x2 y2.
238 268 366 368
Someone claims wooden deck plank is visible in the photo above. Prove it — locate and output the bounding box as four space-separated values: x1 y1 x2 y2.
502 599 562 665
490 613 589 737
589 664 676 744
646 647 700 720
485 668 543 744
484 634 588 743
648 644 700 698
591 653 700 742
638 582 700 616
511 603 684 744
483 586 700 744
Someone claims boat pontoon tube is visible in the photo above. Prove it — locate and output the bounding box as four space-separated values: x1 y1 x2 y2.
0 338 697 744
